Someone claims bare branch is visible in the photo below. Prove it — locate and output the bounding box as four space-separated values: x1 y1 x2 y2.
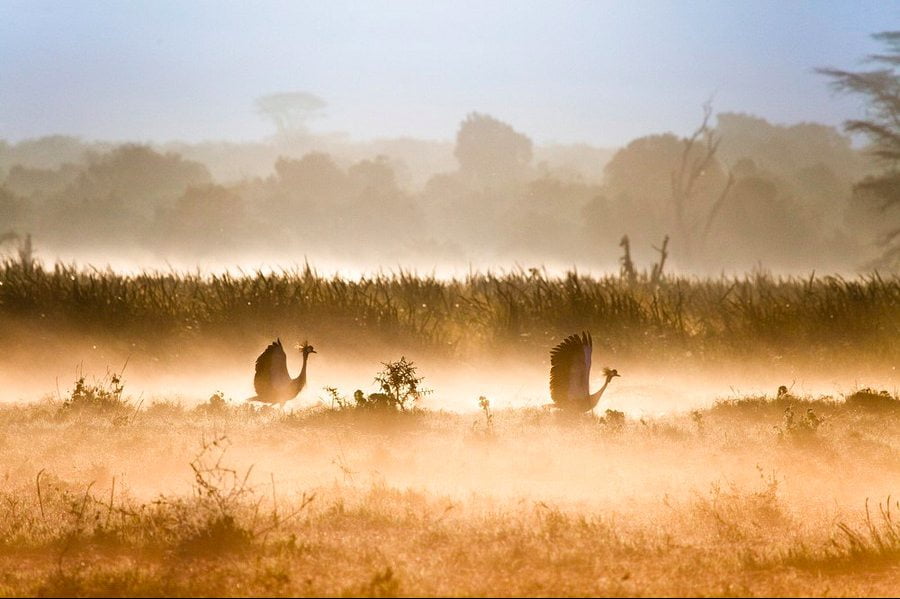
701 170 736 241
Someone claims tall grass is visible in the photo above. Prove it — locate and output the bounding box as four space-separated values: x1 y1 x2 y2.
2 258 898 361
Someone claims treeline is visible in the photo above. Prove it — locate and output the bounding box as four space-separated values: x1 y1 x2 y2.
0 111 884 271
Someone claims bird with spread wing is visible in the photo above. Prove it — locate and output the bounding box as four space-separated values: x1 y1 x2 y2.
247 338 316 406
549 331 620 413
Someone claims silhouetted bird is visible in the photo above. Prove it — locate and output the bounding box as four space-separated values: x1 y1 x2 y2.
549 331 620 413
247 338 316 406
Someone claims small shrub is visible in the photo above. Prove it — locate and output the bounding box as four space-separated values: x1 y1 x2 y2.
845 388 899 411
479 396 494 434
471 396 494 437
208 391 227 410
154 435 257 555
690 409 705 435
600 409 625 430
775 405 821 440
361 392 399 410
371 357 431 411
354 566 400 598
177 512 253 555
693 467 785 540
144 399 185 420
59 368 131 417
192 391 232 417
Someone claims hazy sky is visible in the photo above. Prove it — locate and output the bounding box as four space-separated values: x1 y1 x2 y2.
0 0 895 146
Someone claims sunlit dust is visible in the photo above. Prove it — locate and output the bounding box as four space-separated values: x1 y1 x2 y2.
1 3 899 597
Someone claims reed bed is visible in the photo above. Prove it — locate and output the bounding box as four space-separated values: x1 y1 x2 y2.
2 259 898 362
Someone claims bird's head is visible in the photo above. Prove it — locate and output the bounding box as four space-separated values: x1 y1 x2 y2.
297 340 317 356
603 367 621 381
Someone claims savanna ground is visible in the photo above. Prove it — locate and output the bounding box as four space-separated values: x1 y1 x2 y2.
1 258 899 596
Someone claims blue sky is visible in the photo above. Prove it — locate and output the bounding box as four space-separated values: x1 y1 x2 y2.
0 0 896 145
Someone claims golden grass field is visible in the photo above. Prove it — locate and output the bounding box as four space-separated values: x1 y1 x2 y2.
0 382 899 597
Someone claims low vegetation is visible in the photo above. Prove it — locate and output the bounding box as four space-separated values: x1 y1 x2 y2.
1 258 898 595
2 258 898 366
0 368 898 596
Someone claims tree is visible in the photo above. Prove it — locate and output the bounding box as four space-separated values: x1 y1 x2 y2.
36 145 210 248
599 108 732 264
0 186 29 231
68 145 211 209
152 184 248 254
819 31 900 269
454 112 532 183
255 92 326 136
274 152 345 197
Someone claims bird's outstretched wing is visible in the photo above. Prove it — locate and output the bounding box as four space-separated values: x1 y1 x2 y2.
253 338 290 398
549 331 592 408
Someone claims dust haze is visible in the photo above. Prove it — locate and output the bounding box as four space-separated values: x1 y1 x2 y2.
2 106 896 409
1 109 887 275
2 5 900 596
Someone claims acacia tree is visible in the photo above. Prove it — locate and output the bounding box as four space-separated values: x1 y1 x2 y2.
819 31 900 269
255 92 326 136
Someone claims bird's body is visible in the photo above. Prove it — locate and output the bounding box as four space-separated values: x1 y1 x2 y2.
247 338 316 406
549 331 620 413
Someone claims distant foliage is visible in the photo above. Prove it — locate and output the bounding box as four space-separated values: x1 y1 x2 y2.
845 388 899 411
455 112 533 183
0 107 884 270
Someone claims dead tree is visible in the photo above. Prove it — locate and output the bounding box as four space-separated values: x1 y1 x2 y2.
671 101 734 261
619 235 637 285
701 173 736 241
650 235 669 287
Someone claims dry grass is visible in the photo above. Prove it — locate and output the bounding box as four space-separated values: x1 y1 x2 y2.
1 261 899 594
0 384 899 596
2 259 898 366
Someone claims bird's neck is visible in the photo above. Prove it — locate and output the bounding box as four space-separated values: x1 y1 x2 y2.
589 377 613 406
291 353 309 394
